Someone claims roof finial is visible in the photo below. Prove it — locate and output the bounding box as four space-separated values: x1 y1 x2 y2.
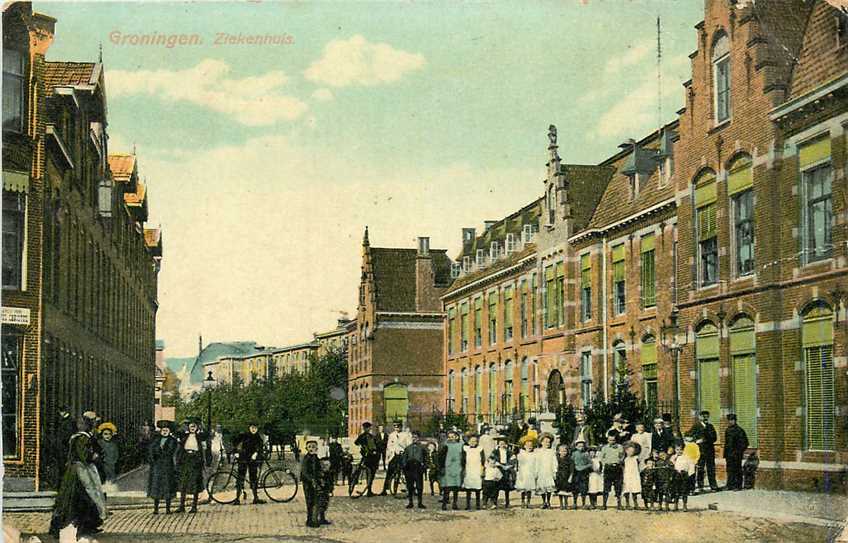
363 225 370 246
132 143 136 156
98 41 103 64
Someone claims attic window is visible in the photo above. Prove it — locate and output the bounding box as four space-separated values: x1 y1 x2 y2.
837 12 848 50
629 173 641 200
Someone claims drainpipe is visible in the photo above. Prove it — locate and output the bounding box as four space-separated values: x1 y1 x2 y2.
601 235 609 401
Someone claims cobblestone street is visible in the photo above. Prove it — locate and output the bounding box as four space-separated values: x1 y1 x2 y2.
5 485 843 543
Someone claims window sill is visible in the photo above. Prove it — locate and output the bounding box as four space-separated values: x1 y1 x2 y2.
802 257 833 270
731 274 755 284
697 283 720 293
709 119 731 134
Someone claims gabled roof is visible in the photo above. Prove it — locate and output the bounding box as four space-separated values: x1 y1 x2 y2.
108 154 136 183
458 198 542 260
43 61 98 96
144 228 161 248
370 247 452 312
786 1 846 101
445 243 536 294
124 179 146 206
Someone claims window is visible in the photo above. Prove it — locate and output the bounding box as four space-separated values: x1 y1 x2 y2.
488 363 497 413
520 358 529 412
2 191 25 289
613 342 627 384
641 336 658 410
474 297 483 348
530 274 537 335
696 323 721 419
544 264 556 329
460 368 468 413
447 369 455 411
504 285 514 341
728 156 754 277
447 307 456 355
640 234 656 308
802 304 834 450
712 33 731 124
580 254 592 321
520 280 528 338
580 352 593 408
504 361 514 413
460 302 469 352
612 245 626 315
800 137 832 263
475 366 483 413
2 332 21 458
836 11 848 49
3 49 25 133
730 316 757 447
488 291 498 345
695 172 718 287
556 262 564 326
547 187 556 225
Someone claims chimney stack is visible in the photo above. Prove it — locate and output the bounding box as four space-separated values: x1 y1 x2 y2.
484 220 497 231
417 237 430 257
29 12 57 57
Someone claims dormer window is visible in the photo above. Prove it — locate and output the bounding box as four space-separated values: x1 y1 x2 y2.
836 12 848 49
490 241 500 261
629 173 641 200
712 33 731 124
476 249 486 268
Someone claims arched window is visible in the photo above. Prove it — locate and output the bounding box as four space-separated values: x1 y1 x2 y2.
460 367 468 413
712 32 731 123
802 303 835 450
547 370 564 411
728 155 754 277
641 335 657 409
488 363 498 414
613 341 627 384
730 315 757 446
696 322 721 419
520 358 530 412
475 366 483 414
504 361 514 413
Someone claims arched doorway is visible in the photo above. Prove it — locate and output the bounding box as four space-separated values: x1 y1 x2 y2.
546 370 564 412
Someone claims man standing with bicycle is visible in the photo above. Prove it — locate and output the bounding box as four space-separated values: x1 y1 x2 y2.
354 422 380 497
380 421 411 496
231 422 267 505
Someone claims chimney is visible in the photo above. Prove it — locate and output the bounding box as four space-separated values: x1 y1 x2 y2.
417 237 430 257
462 228 476 249
29 12 57 57
484 220 497 231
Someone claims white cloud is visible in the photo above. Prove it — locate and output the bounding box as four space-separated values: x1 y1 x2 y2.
107 59 309 126
304 34 426 88
137 134 537 357
604 40 653 75
311 88 334 102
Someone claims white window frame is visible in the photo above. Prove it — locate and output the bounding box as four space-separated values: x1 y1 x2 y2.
801 159 833 265
731 189 755 278
712 34 731 125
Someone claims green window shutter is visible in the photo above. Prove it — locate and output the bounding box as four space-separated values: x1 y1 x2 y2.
805 345 835 450
460 302 469 315
504 287 514 329
613 260 625 282
475 297 483 310
545 265 555 281
799 137 831 169
730 318 755 353
698 204 717 240
694 176 717 207
696 324 720 359
640 247 655 308
641 339 656 365
612 244 625 262
803 313 833 347
580 254 591 287
698 359 721 419
555 261 564 277
732 353 758 447
640 234 655 253
727 160 753 196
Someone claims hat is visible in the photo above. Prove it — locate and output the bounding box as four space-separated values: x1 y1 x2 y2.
187 417 202 426
156 420 174 430
607 429 620 438
362 422 372 428
539 432 555 443
493 434 507 441
727 413 738 421
613 413 624 422
82 411 97 420
653 418 664 424
97 422 117 434
700 410 710 417
574 438 586 445
446 428 459 436
661 413 672 422
518 434 537 447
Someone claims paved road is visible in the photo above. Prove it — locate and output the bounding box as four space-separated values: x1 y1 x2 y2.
6 486 841 543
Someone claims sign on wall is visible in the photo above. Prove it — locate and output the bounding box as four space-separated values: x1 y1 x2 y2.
1 307 31 326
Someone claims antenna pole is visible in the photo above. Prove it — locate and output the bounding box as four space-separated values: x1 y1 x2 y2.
657 15 663 131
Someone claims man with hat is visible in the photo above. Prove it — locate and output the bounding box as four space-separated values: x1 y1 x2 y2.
687 410 719 493
148 420 178 514
176 418 208 513
571 412 593 447
232 421 267 505
724 414 749 491
381 420 410 495
52 405 77 488
606 413 631 444
400 430 428 509
651 417 674 454
354 422 380 496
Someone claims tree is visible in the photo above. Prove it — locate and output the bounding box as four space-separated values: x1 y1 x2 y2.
161 368 181 407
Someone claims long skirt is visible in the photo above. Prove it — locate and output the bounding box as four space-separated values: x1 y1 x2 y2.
178 453 205 494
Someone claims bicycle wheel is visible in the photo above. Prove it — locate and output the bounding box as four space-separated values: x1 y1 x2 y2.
207 469 239 505
348 465 370 499
262 468 298 503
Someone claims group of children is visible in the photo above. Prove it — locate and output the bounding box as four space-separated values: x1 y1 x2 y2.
431 428 708 513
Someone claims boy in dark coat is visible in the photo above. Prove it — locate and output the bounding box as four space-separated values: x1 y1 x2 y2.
301 440 322 528
148 421 178 514
723 414 749 490
400 431 427 509
232 422 267 505
317 456 334 525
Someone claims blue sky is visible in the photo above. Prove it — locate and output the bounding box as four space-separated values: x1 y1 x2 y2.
36 1 703 357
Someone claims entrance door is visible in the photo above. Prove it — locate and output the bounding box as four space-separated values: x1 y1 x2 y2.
546 370 564 412
383 384 409 425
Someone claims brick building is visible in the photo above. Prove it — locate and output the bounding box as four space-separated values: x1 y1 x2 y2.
442 0 847 491
348 229 451 435
2 3 162 490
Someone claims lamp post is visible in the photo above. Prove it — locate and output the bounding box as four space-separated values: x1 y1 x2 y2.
203 370 216 432
660 306 683 434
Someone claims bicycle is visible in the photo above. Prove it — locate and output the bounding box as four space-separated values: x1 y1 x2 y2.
207 453 298 505
347 456 377 499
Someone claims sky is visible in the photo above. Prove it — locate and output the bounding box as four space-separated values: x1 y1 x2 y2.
35 1 703 357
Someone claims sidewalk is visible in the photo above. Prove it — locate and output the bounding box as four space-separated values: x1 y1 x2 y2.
688 488 848 529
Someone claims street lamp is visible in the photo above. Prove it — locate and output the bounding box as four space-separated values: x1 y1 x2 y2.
203 370 216 432
660 306 683 434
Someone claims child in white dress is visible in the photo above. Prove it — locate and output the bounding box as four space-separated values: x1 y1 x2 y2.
587 448 603 509
514 438 538 508
462 434 485 510
621 442 642 509
534 434 557 509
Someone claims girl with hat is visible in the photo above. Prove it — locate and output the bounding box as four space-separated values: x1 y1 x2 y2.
514 437 538 508
96 422 120 490
621 442 642 509
148 421 178 514
490 434 515 508
534 433 557 509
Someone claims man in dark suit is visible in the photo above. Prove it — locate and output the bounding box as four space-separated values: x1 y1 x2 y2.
724 414 749 491
376 424 388 470
571 412 593 447
53 405 77 488
687 410 719 492
651 417 673 454
354 422 380 496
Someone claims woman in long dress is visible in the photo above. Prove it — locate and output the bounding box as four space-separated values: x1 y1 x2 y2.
49 412 108 539
534 433 557 509
622 442 642 509
437 429 465 510
462 434 485 510
514 438 538 508
148 421 178 514
176 419 207 513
